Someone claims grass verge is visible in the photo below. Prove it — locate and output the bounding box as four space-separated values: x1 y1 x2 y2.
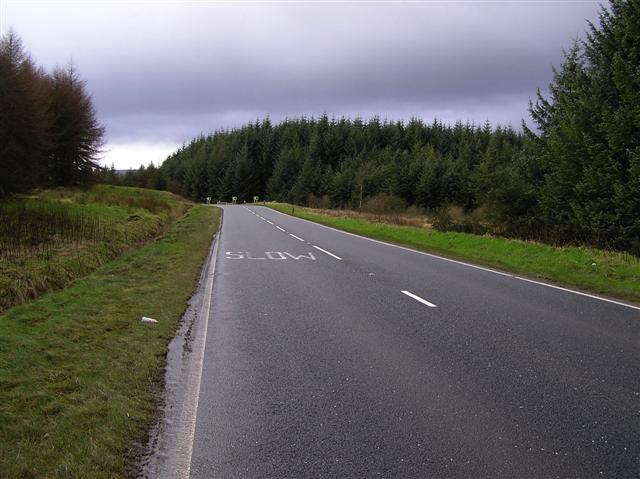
0 204 220 478
0 184 191 313
267 202 640 303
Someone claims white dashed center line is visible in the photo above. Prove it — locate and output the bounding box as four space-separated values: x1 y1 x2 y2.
249 208 341 262
401 290 437 308
312 245 342 261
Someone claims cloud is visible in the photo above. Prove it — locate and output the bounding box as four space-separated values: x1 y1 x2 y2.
100 141 180 170
3 1 602 166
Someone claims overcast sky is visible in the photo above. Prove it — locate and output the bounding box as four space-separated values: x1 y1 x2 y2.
2 0 602 169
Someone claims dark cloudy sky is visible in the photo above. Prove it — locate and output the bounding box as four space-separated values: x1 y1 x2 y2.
2 0 601 168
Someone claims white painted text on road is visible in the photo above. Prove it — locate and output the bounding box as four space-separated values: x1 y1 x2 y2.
225 251 316 261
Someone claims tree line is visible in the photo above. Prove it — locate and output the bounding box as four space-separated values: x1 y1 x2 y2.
0 30 104 196
161 116 522 211
159 1 640 254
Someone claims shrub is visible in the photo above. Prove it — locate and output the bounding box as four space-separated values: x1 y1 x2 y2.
361 194 406 214
307 194 331 209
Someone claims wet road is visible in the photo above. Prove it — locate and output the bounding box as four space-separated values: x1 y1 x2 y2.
186 205 639 478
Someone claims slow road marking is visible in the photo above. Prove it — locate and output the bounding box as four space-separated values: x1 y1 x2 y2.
225 251 316 261
401 290 437 308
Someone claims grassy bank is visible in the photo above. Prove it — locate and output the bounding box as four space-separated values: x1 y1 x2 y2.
267 203 640 303
0 204 220 478
0 185 191 313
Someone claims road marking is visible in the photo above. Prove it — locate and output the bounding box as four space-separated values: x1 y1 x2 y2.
289 233 305 242
262 207 640 311
401 290 437 308
312 244 342 260
225 251 316 261
266 220 274 225
513 276 640 311
276 226 286 232
264 207 511 276
284 252 316 260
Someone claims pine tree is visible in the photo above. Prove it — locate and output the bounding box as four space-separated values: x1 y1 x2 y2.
0 30 50 195
267 146 304 201
528 1 640 250
290 156 322 204
48 63 104 186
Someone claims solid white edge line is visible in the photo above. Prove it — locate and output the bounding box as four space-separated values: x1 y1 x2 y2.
514 276 640 311
312 244 342 260
170 229 219 478
260 206 640 312
401 290 437 308
289 233 305 242
276 226 286 232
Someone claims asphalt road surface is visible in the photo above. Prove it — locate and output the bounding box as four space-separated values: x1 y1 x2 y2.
187 205 639 478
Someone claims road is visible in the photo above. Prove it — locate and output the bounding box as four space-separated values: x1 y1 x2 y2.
187 204 639 478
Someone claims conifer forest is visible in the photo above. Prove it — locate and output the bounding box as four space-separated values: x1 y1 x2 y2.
2 1 638 254
160 2 640 254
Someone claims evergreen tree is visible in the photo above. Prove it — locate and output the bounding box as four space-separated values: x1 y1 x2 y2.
0 30 50 195
289 157 318 204
267 146 304 201
48 63 104 186
527 1 640 251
